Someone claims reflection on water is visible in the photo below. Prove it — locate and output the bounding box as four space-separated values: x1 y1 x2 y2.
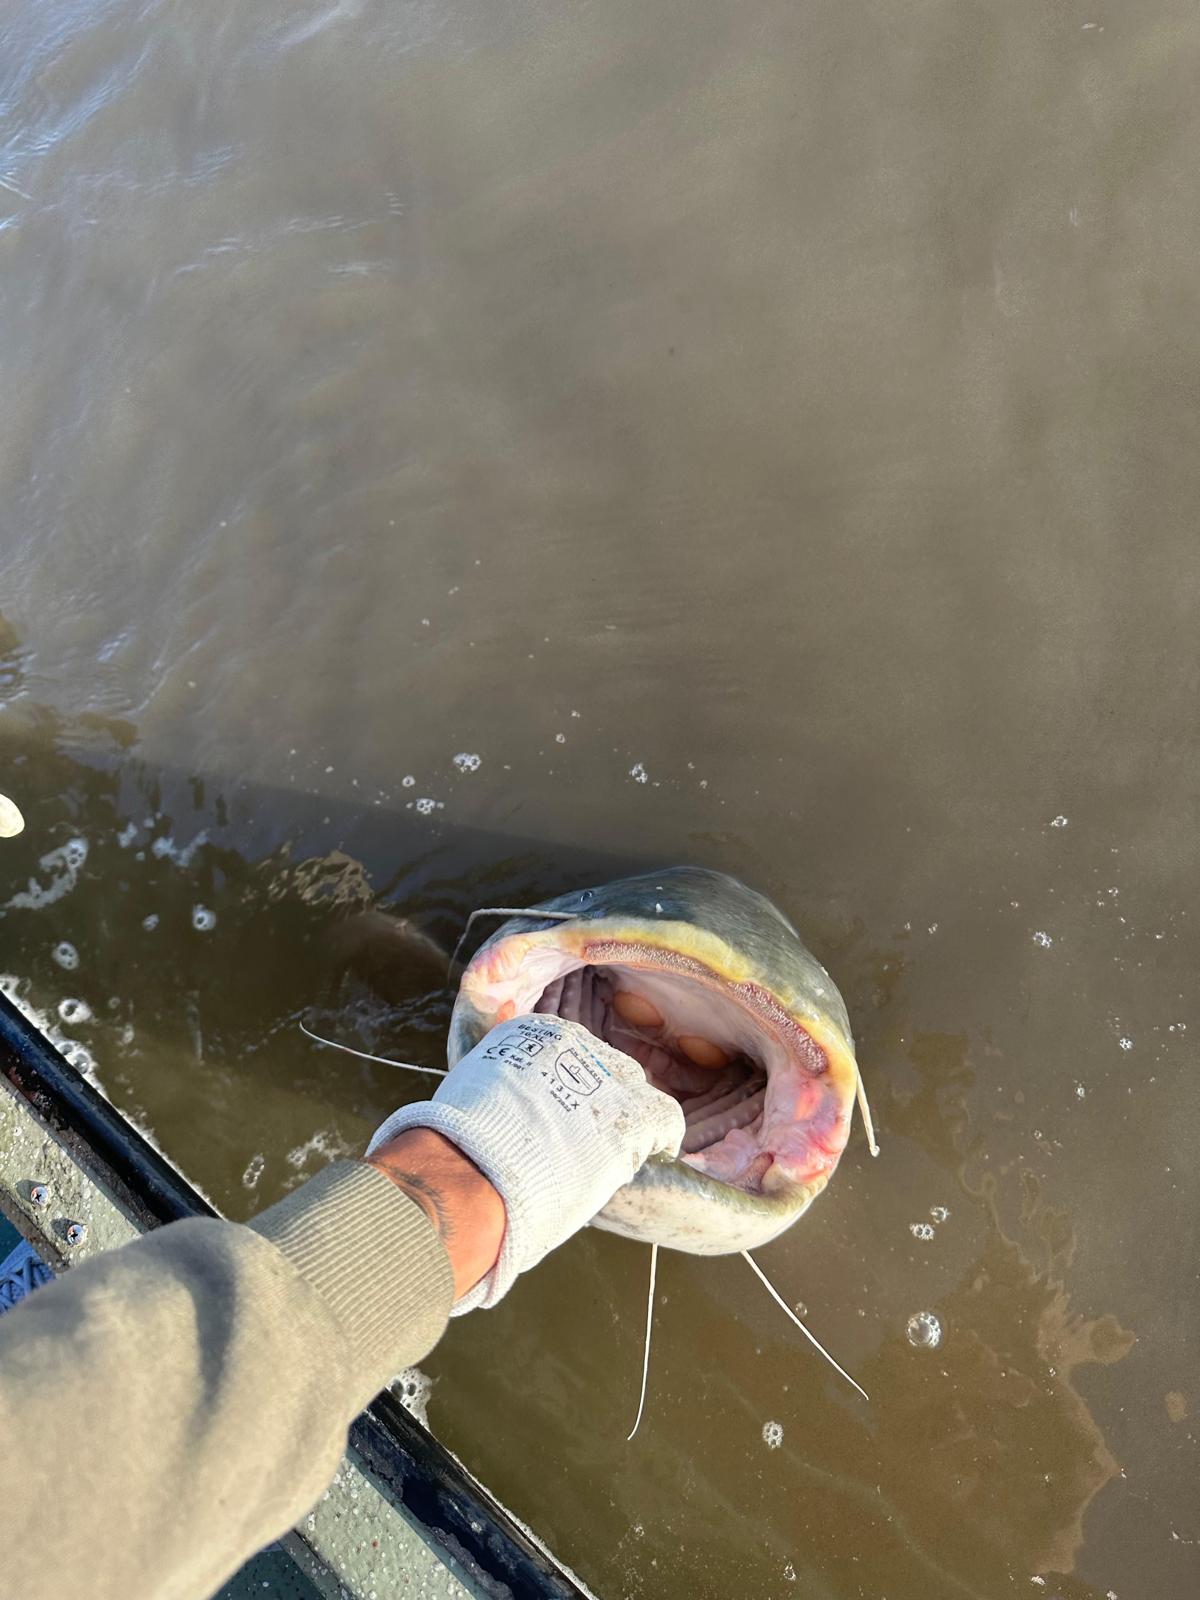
3 0 1199 1591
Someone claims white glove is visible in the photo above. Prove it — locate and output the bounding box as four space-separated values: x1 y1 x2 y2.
366 1015 685 1312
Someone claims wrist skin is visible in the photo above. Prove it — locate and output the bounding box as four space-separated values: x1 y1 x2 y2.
365 1128 506 1300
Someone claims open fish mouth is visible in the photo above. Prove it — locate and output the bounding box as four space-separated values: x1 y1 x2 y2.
450 867 870 1254
533 956 838 1193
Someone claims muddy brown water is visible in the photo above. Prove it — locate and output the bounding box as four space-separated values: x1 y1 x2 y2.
1 2 1197 1596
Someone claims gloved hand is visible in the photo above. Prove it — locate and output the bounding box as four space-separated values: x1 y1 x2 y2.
366 1015 685 1312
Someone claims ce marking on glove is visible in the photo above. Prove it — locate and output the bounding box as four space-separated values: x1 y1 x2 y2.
481 1029 549 1068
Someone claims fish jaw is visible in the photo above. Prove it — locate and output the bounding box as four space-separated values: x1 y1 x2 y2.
591 1154 819 1256
449 883 862 1255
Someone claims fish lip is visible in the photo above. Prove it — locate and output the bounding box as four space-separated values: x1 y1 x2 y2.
456 917 858 1203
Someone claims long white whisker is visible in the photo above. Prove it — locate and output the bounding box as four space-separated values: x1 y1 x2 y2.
855 1064 880 1157
448 906 576 977
742 1250 869 1402
299 1020 448 1077
627 1243 659 1441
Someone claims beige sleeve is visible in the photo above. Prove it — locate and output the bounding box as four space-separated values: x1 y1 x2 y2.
0 1159 454 1600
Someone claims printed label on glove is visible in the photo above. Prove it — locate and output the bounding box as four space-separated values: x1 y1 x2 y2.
553 1048 600 1099
476 1018 616 1115
478 1018 553 1065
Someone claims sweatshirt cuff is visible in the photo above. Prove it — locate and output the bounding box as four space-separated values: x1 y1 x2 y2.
250 1160 454 1410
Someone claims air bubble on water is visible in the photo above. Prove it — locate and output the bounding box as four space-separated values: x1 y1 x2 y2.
555 733 566 744
242 1153 265 1190
117 822 138 848
910 1222 935 1241
120 1023 135 1046
1049 815 1069 828
453 753 481 773
58 998 91 1025
762 1420 784 1449
930 1205 950 1223
1118 1036 1133 1051
142 914 159 932
906 1311 942 1348
63 1042 97 1076
1032 930 1053 948
629 762 649 784
1075 1082 1086 1099
401 775 415 787
288 1129 353 1170
151 831 208 867
191 906 216 932
392 1366 432 1426
7 839 89 911
783 1564 797 1583
52 942 79 971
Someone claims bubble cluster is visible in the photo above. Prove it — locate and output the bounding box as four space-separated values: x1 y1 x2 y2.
52 942 79 971
7 840 89 912
762 1420 784 1449
62 1042 97 1076
242 1154 265 1190
1032 930 1053 948
906 1311 942 1349
452 753 481 773
629 762 649 784
910 1222 935 1241
393 1366 433 1427
61 839 87 872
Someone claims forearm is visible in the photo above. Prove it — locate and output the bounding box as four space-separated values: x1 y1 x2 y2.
0 1160 454 1600
365 1126 506 1300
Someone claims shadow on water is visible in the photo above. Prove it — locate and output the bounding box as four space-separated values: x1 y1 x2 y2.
0 620 1182 1600
0 626 655 1212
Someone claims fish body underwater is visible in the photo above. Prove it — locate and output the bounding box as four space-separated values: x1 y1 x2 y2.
449 866 865 1256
